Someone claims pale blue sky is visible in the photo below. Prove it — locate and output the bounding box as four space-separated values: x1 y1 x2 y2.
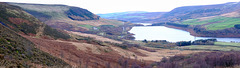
0 0 239 14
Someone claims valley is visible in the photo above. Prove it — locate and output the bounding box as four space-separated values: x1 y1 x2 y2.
0 1 240 68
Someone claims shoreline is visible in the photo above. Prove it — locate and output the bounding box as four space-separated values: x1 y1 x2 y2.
164 25 240 38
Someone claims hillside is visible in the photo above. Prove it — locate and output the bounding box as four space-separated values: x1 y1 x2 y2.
10 3 99 21
156 51 240 68
149 2 240 37
0 2 74 67
160 2 239 22
9 3 124 32
0 24 69 67
148 2 240 23
175 14 240 37
0 2 70 39
8 3 135 41
0 2 140 67
171 5 240 37
101 2 240 23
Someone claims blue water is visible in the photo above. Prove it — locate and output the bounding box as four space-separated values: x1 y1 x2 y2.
129 26 240 42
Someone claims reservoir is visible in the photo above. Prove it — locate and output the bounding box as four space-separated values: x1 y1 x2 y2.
129 26 240 42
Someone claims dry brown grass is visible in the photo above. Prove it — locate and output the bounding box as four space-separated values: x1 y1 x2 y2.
22 34 205 68
57 40 107 54
69 31 122 44
197 16 217 21
135 48 203 62
46 18 123 27
22 35 146 67
221 11 240 17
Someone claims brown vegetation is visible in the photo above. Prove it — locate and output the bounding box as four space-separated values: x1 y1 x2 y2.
69 31 122 44
155 51 240 68
8 17 31 25
22 35 150 67
0 24 69 67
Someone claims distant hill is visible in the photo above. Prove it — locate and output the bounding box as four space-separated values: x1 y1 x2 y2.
153 2 240 23
101 2 240 23
98 11 166 23
177 10 240 37
98 11 147 18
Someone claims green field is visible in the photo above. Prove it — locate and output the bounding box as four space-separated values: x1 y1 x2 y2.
182 19 209 25
182 16 240 30
205 17 240 30
215 42 240 47
78 24 95 29
181 17 224 25
178 42 240 51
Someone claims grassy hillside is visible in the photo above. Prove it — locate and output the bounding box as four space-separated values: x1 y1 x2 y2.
0 2 70 39
182 16 240 30
0 2 74 67
205 17 240 30
0 24 69 67
156 2 240 23
103 2 240 23
150 2 240 37
10 3 99 20
9 3 137 41
9 3 124 32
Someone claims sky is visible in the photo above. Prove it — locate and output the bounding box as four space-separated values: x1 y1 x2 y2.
0 0 239 14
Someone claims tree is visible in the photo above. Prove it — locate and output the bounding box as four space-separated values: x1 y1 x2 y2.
142 39 148 43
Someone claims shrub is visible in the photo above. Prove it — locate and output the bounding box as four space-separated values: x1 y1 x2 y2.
234 24 240 29
192 39 216 45
176 41 191 46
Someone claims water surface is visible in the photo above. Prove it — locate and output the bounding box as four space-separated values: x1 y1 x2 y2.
129 26 240 42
